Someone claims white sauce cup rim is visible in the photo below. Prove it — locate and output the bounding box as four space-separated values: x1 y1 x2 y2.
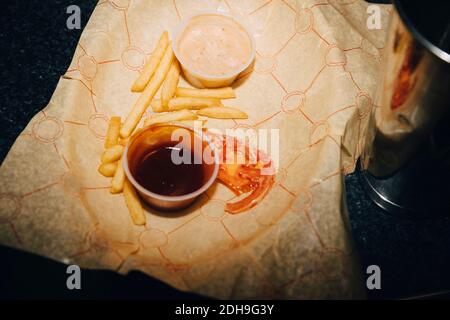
171 10 256 80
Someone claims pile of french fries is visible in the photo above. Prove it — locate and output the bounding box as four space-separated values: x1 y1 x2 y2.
98 116 146 226
98 30 249 226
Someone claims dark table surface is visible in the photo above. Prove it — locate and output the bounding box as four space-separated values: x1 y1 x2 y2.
1 0 449 300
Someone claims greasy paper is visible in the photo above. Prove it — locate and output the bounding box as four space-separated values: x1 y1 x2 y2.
0 0 390 298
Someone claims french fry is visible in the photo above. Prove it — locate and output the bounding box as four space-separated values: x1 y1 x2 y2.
150 99 164 113
98 162 118 177
168 97 222 111
101 145 124 164
123 179 146 226
144 110 198 127
104 116 121 148
131 31 169 92
111 159 125 193
176 87 236 99
118 137 129 147
120 44 174 138
197 106 248 119
161 61 180 110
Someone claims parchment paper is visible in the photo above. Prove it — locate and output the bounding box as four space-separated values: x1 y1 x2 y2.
0 0 390 299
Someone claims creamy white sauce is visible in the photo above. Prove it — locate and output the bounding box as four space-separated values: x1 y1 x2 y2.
177 14 252 76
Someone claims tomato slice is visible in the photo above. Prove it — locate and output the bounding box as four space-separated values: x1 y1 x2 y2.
218 165 254 195
208 134 275 214
224 173 274 214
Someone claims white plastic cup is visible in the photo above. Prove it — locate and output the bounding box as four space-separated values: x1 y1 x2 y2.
122 123 219 211
172 11 256 88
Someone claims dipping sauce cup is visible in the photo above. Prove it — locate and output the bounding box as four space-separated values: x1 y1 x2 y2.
123 124 219 211
172 11 255 88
